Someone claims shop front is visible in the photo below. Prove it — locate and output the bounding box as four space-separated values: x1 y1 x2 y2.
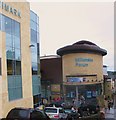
57 40 107 102
64 83 102 102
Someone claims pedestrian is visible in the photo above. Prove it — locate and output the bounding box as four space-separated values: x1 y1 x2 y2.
108 100 111 110
104 98 108 113
71 106 75 111
80 95 85 105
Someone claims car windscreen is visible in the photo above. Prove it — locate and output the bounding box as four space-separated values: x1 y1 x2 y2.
44 108 57 113
7 109 29 118
64 109 72 113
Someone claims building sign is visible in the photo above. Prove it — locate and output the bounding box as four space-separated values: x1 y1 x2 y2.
75 58 93 67
0 1 21 18
67 77 85 83
86 91 92 98
51 84 60 92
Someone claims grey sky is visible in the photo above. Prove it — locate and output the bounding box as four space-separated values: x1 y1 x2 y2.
28 1 114 71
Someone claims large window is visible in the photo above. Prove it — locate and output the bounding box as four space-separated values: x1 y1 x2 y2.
8 76 22 101
30 11 41 100
0 14 23 101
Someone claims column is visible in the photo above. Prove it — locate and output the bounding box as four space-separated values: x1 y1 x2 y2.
75 86 78 107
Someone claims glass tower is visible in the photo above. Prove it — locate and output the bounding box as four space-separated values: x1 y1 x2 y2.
30 11 41 107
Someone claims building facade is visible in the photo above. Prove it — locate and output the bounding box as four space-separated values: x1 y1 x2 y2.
57 40 107 101
40 55 62 100
0 1 41 117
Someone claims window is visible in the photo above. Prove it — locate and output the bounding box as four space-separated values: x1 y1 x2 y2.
31 29 37 43
6 34 12 47
30 11 37 22
44 108 57 113
32 76 41 95
7 60 13 75
8 76 22 101
31 53 37 63
15 61 21 75
0 58 1 75
3 14 22 101
7 60 21 75
31 21 37 31
14 36 20 49
14 21 20 37
31 43 37 53
59 109 64 113
15 49 21 61
6 47 14 60
32 62 38 75
30 11 40 100
5 16 12 34
31 111 46 119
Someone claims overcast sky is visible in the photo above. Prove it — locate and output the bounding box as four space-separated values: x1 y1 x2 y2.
28 0 114 71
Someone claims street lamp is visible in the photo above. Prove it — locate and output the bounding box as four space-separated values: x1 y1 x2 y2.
29 44 35 47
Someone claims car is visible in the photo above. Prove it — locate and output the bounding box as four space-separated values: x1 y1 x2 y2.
64 107 79 120
1 107 51 120
44 107 68 120
78 98 100 117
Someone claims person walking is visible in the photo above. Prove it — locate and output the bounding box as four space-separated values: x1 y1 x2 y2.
108 100 111 110
104 98 108 113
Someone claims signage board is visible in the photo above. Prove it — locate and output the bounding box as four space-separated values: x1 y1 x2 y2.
0 1 21 18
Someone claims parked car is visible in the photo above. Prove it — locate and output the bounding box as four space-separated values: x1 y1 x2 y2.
44 107 68 120
64 107 79 120
1 107 51 120
78 98 100 117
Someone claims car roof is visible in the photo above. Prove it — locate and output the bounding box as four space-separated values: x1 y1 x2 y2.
45 107 62 109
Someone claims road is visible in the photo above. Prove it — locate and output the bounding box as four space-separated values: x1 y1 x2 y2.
105 108 116 120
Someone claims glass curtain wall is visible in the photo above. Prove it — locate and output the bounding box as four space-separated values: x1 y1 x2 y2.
30 11 41 107
0 14 22 101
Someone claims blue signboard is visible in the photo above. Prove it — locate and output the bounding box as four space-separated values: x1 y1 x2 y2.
67 77 83 82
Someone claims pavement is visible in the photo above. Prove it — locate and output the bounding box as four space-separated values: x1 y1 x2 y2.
105 107 116 120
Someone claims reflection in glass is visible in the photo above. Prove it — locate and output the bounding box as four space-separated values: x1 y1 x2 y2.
15 49 21 61
32 76 41 95
31 21 37 31
8 76 22 101
6 34 12 47
5 16 12 34
15 61 21 75
6 47 14 60
37 32 39 43
31 53 37 63
31 29 37 43
31 43 37 53
32 62 38 75
14 36 20 49
14 21 20 37
7 60 13 75
37 24 39 32
30 11 37 22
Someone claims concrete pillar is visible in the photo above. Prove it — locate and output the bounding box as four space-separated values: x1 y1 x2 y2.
63 85 66 102
75 86 78 107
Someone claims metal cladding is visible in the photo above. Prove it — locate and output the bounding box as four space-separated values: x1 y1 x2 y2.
57 40 107 56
